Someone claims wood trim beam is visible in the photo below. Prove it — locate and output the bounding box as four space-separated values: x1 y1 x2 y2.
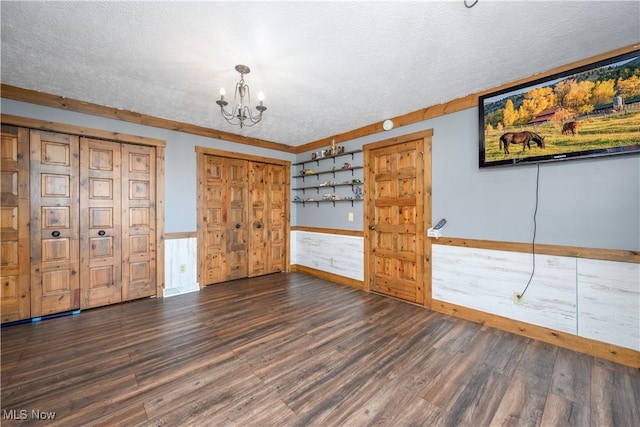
156 145 166 297
1 114 166 147
290 226 363 237
436 237 640 264
432 299 640 368
1 85 295 153
165 231 198 240
294 44 640 154
195 145 291 166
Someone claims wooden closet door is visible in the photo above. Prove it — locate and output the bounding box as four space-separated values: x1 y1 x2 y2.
121 144 156 300
80 138 122 308
267 164 286 273
226 159 248 280
248 162 268 277
199 153 286 285
202 155 226 284
1 126 30 322
30 130 80 317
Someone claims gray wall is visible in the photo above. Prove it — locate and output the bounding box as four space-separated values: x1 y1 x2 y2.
295 108 640 251
4 97 639 251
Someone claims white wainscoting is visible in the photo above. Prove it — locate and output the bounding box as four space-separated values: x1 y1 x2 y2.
577 258 640 351
291 231 364 281
432 245 577 334
164 237 199 297
432 244 640 351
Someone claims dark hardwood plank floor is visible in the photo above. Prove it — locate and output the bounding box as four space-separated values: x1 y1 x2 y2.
2 272 639 426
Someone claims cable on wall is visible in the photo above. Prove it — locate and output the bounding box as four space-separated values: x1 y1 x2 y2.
517 163 540 300
464 0 479 8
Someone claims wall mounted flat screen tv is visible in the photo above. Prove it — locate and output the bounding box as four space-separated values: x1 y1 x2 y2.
479 50 640 168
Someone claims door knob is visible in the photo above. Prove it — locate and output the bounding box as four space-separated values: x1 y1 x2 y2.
98 230 106 236
235 224 241 229
368 225 376 230
256 223 263 229
51 230 61 238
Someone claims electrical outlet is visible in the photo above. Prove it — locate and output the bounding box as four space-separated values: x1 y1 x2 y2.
179 264 186 273
348 212 354 222
513 292 523 305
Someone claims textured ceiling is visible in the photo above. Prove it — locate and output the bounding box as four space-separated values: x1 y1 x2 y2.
1 1 639 147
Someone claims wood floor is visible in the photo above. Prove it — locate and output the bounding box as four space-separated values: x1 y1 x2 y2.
2 272 639 426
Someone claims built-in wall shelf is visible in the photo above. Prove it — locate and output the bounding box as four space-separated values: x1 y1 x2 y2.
293 199 362 207
295 166 363 179
292 149 364 208
292 149 363 166
293 182 363 192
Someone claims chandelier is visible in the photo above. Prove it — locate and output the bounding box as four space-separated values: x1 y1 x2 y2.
216 64 267 128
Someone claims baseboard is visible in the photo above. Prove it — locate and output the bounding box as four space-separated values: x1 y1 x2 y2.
290 264 364 290
432 299 640 369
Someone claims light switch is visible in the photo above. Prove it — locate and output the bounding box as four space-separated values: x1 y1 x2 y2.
348 212 354 222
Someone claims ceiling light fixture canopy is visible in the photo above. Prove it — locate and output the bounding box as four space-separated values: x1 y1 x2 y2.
216 64 266 128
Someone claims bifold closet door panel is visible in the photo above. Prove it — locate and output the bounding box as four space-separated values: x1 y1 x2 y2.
267 164 287 274
121 144 157 301
80 138 122 309
201 155 249 284
226 158 249 280
248 162 286 277
249 161 268 277
202 155 226 285
30 130 81 317
0 126 31 322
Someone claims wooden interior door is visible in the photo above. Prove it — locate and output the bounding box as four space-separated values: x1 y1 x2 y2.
30 130 80 316
248 161 268 277
226 158 248 280
121 144 156 300
365 136 425 304
267 164 287 273
0 126 31 322
80 138 122 308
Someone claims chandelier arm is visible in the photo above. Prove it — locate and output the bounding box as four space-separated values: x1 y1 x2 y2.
219 105 235 120
243 107 264 124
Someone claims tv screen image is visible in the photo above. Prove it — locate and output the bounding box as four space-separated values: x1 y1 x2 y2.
479 50 640 168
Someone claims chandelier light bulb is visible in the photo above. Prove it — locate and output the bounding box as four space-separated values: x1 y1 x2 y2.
220 88 226 97
258 92 264 102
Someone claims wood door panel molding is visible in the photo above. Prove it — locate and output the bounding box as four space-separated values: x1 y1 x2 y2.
364 129 432 307
122 144 157 301
80 138 122 309
30 130 81 317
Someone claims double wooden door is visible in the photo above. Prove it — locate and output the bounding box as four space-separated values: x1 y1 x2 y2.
199 153 288 286
0 127 158 322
